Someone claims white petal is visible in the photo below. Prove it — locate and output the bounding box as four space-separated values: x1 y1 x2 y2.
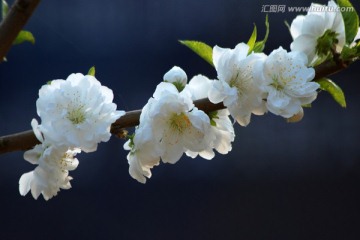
290 35 317 63
290 15 305 39
153 82 181 99
185 75 212 100
19 171 33 196
301 14 326 37
31 119 44 142
185 150 198 159
213 43 249 83
208 80 230 104
23 144 43 164
161 142 184 164
198 149 215 160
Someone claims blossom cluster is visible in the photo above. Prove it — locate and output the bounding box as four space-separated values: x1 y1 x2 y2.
18 0 360 199
124 44 319 183
123 0 360 183
19 73 124 200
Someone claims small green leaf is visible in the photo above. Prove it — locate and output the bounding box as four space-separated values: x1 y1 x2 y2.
88 66 96 76
340 45 358 60
317 78 346 108
284 20 291 32
247 25 257 54
179 40 214 66
253 15 269 53
127 133 135 149
210 119 217 127
337 0 359 44
208 111 219 127
2 0 8 20
13 30 35 45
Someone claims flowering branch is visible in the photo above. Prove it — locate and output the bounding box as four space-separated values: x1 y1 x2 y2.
0 58 352 155
0 0 357 200
0 0 40 61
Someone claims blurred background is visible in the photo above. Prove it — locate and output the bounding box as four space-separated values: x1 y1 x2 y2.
0 0 360 239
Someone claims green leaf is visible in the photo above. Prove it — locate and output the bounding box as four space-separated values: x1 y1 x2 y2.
2 0 8 20
210 119 217 127
317 78 346 108
337 0 359 44
340 45 358 60
253 15 269 53
208 111 219 127
179 40 214 66
247 25 257 54
127 133 135 149
316 29 341 57
13 30 35 45
88 66 96 76
284 20 291 32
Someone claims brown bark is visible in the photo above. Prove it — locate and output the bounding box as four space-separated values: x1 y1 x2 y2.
0 0 41 61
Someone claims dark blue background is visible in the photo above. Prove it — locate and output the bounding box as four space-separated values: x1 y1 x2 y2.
1 0 360 239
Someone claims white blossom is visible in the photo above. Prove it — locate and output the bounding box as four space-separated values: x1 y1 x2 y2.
19 119 80 200
36 73 125 152
124 78 215 182
145 82 214 164
183 75 235 159
209 43 267 126
259 47 319 118
290 0 345 64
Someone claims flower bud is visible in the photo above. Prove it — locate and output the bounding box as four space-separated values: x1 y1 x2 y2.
163 66 187 91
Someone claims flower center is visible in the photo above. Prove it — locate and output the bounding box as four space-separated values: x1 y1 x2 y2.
229 66 252 96
271 75 285 91
168 112 191 134
270 69 295 92
67 106 86 124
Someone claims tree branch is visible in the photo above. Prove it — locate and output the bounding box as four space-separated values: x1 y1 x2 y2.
314 58 349 80
0 57 352 155
0 0 41 61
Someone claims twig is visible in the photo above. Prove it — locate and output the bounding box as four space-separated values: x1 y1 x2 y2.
0 0 41 61
0 130 38 153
